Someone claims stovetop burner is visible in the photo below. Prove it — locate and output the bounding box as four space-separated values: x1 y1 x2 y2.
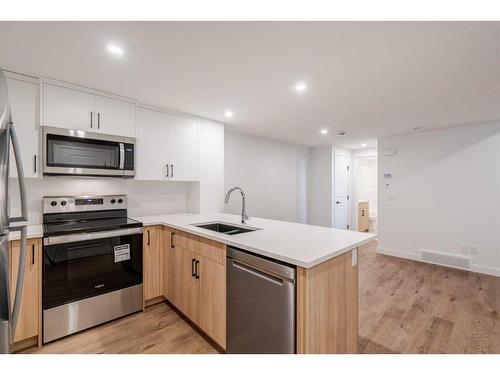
44 216 142 237
42 195 142 237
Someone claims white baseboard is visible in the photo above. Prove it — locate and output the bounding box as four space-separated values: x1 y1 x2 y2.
472 264 500 277
377 247 420 261
376 247 500 277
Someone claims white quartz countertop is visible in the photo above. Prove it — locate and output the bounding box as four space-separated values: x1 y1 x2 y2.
132 213 376 268
7 224 44 241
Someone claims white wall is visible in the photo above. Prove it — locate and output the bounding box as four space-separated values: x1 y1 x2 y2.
224 131 309 223
307 146 333 227
8 177 194 224
378 121 500 276
197 119 225 213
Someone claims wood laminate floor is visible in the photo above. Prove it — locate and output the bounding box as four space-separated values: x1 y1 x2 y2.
23 240 499 354
23 303 217 354
359 241 500 353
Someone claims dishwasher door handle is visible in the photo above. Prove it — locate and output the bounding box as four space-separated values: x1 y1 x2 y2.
232 259 286 286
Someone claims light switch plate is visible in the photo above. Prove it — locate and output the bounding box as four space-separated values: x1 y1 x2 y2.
352 248 358 267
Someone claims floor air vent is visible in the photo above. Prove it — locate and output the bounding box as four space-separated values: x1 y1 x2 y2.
420 249 471 271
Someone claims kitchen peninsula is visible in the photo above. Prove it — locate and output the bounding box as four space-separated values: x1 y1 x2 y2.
135 213 376 354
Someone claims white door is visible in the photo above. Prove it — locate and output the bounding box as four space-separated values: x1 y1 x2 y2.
94 95 136 138
42 83 95 131
334 154 350 229
7 77 40 178
167 113 198 181
136 108 170 180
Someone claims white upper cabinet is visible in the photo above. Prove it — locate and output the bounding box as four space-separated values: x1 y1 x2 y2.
94 95 136 138
136 108 198 181
167 113 198 181
136 108 170 181
42 83 136 138
7 77 40 178
42 84 95 131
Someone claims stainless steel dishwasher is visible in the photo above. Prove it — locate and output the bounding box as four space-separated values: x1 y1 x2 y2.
226 246 296 354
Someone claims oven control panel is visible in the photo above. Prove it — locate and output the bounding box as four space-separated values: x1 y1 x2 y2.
43 195 128 214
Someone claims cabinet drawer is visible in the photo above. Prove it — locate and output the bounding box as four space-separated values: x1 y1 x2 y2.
173 230 195 251
173 229 226 265
192 236 226 266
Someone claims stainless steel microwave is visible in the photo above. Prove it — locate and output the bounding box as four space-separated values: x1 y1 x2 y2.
42 126 135 177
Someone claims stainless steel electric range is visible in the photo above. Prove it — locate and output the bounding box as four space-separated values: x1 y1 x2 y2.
42 195 143 343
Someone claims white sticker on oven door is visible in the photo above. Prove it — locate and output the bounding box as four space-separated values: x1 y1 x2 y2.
114 244 130 263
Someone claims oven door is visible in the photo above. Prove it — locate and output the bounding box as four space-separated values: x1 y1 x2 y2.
43 228 143 310
42 126 136 177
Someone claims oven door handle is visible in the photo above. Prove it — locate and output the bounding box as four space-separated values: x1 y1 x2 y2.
119 143 125 170
44 227 143 245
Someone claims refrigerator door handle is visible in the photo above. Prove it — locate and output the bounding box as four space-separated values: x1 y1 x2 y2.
8 120 28 340
8 122 27 223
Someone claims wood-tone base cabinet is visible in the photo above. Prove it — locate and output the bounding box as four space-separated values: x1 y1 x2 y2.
153 225 359 354
143 225 163 304
297 249 358 354
9 238 42 351
162 227 226 349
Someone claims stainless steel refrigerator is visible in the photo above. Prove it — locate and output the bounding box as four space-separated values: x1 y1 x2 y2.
0 70 28 354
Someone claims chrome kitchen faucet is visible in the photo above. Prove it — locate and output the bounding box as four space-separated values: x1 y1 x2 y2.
224 187 249 224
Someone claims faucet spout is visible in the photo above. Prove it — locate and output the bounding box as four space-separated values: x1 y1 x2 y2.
224 187 249 224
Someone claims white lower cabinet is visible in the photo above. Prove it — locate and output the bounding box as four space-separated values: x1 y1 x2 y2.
136 107 198 181
7 76 40 178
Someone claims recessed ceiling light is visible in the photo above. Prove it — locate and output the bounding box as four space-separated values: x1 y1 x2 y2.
294 82 307 93
107 44 124 56
320 129 329 135
361 143 367 147
224 110 234 118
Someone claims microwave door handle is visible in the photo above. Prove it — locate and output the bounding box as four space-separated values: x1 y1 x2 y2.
119 143 125 170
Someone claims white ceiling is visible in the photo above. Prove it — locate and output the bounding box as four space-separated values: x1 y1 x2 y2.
0 22 499 149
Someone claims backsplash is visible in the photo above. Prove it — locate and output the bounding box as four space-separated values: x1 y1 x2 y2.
8 176 195 224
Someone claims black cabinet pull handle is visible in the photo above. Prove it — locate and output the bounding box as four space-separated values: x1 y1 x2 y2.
171 164 174 178
192 258 196 277
170 232 175 248
33 155 37 173
195 260 200 279
90 111 93 128
31 244 35 265
97 113 101 129
147 230 150 246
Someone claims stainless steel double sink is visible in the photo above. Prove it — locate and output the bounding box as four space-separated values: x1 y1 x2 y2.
192 221 261 235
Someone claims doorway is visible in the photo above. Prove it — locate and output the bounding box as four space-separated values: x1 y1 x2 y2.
333 152 351 230
353 149 377 233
